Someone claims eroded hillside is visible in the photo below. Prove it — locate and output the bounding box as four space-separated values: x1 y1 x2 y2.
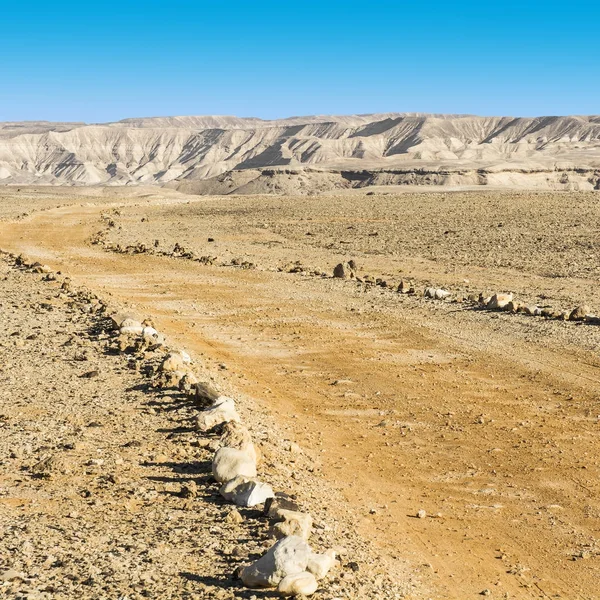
1 114 599 190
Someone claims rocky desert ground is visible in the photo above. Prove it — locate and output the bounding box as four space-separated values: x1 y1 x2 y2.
1 184 600 599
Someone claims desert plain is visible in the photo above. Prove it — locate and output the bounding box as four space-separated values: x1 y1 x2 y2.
0 182 599 600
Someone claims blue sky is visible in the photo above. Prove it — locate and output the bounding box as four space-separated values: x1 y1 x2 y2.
1 0 598 122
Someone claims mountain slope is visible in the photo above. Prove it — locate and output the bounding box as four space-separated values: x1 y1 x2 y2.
0 114 599 190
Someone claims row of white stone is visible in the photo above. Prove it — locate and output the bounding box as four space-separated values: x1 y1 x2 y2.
116 318 336 598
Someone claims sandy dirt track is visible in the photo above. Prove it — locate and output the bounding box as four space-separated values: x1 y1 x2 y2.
1 188 600 599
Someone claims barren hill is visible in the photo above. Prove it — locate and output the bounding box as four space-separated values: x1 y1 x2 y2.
1 114 599 191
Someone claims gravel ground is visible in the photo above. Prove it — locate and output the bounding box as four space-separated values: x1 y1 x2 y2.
0 254 416 600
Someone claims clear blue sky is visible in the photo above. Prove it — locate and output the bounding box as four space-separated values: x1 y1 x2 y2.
1 0 598 122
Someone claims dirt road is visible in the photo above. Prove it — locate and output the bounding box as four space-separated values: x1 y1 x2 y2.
1 193 599 599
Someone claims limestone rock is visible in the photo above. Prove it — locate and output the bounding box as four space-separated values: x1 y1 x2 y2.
120 317 142 328
220 475 274 507
141 326 159 337
505 300 520 313
269 509 313 540
265 495 302 517
569 305 590 321
212 447 257 483
486 293 513 310
277 571 318 597
333 262 355 279
240 536 312 588
424 287 450 300
220 421 259 463
397 280 415 294
196 396 240 432
160 350 192 373
192 380 221 407
307 549 336 580
178 372 199 394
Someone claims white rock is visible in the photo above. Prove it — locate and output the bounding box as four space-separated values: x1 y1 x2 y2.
178 372 199 393
486 293 513 310
212 447 256 483
270 509 313 540
241 536 312 588
120 317 142 328
219 421 258 463
196 396 240 432
120 325 144 335
161 351 192 373
307 550 336 580
220 475 274 507
277 571 318 596
425 287 450 300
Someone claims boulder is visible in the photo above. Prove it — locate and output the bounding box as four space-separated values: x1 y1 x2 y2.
486 293 513 310
333 262 355 279
425 287 450 300
307 550 336 580
120 317 142 328
265 495 302 517
269 509 313 540
178 372 199 394
220 421 259 463
277 571 318 597
397 280 415 294
160 369 188 388
220 475 274 507
212 447 256 483
196 397 240 432
569 305 590 321
505 300 520 313
192 381 221 407
30 262 52 274
120 325 144 336
110 313 140 330
160 350 192 373
240 536 312 588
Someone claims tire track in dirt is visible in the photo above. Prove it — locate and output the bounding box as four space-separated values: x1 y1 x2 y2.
1 201 600 599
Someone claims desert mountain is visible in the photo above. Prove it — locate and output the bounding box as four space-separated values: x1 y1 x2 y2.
1 114 599 192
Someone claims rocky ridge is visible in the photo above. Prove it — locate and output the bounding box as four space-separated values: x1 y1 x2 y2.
1 114 600 191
